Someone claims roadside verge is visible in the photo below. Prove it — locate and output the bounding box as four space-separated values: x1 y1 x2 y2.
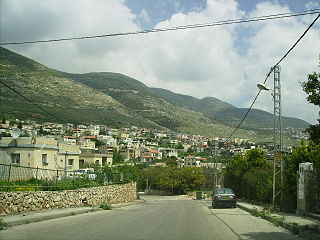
1 200 145 229
237 202 320 240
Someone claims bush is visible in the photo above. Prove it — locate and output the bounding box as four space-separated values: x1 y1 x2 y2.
0 218 7 230
100 203 112 210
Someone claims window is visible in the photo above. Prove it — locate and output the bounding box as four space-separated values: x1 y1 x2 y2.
11 153 20 165
79 159 85 168
68 159 74 165
95 160 99 165
42 154 48 165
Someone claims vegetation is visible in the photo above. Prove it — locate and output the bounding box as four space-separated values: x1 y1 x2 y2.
283 143 320 212
224 148 272 204
0 177 99 192
0 47 307 140
100 203 112 210
301 72 320 144
140 166 205 194
0 218 7 230
222 69 320 212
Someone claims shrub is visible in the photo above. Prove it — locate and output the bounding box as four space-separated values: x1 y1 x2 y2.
100 203 112 210
0 218 7 230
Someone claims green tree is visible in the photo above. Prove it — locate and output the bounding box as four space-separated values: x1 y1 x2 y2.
180 167 205 192
176 142 184 149
301 72 320 144
225 148 270 200
17 122 23 130
112 150 124 164
1 115 6 124
93 138 105 148
165 157 178 167
283 143 320 212
158 167 181 193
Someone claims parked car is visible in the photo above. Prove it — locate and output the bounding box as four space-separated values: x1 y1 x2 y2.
70 168 97 180
212 188 236 208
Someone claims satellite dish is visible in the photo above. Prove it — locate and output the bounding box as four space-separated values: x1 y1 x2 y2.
10 128 21 139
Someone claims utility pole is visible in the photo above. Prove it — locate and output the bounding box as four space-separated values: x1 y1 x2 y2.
272 65 283 210
64 150 68 178
213 142 218 191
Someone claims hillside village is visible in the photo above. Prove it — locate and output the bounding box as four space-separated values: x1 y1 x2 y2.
0 118 308 172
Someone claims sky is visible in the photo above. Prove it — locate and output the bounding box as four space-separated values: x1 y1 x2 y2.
0 0 319 124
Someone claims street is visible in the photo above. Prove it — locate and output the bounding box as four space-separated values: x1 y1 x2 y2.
0 195 301 240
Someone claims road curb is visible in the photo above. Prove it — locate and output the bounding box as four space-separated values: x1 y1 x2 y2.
236 203 320 240
2 200 145 228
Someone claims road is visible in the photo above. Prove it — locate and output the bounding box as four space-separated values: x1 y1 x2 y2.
0 195 301 240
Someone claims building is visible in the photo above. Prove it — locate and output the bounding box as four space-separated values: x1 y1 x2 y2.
140 149 161 162
0 137 81 175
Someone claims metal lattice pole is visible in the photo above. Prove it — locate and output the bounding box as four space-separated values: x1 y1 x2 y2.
272 65 283 210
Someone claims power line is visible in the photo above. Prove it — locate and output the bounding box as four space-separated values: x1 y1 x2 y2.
226 13 320 141
0 9 319 46
0 78 64 122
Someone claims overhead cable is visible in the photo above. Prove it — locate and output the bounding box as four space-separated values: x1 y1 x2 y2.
0 79 64 122
0 9 319 45
226 13 320 141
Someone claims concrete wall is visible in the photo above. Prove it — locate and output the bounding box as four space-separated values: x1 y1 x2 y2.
0 183 136 216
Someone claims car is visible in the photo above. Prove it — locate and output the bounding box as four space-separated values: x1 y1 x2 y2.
212 188 236 208
69 168 97 180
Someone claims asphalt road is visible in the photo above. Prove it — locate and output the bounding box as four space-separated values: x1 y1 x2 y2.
0 195 301 240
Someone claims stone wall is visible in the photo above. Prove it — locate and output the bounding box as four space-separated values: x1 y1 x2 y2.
0 183 136 216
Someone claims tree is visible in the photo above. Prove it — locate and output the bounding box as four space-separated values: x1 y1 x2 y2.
165 157 177 167
301 72 320 144
17 122 23 130
283 143 320 212
93 138 105 147
1 115 6 124
112 150 124 164
176 142 184 150
180 167 205 192
224 148 270 200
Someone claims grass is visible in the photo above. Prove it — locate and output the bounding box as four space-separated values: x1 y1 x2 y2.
100 203 112 210
251 207 285 227
0 218 7 230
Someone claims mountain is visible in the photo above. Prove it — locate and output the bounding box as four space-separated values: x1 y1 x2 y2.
0 47 309 140
0 47 162 129
60 72 254 138
0 47 254 138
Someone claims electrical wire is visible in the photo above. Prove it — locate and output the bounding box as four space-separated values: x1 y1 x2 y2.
0 9 319 45
1 10 319 129
0 78 64 122
226 13 320 141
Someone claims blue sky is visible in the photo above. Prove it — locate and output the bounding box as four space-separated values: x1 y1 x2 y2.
1 0 319 124
125 0 316 29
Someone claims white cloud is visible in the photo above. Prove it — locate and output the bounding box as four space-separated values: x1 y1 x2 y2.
138 9 151 24
1 0 319 124
306 1 319 9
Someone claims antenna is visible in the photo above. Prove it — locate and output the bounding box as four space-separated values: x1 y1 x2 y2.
10 128 21 139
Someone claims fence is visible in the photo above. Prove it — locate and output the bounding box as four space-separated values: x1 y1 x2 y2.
0 163 134 191
306 171 320 214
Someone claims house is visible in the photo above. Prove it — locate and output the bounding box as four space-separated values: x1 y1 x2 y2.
0 137 59 169
140 149 161 162
61 136 77 145
79 136 96 150
183 155 206 167
158 148 178 158
0 137 81 179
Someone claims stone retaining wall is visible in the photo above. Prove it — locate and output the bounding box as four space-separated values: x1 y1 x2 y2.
0 183 136 216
